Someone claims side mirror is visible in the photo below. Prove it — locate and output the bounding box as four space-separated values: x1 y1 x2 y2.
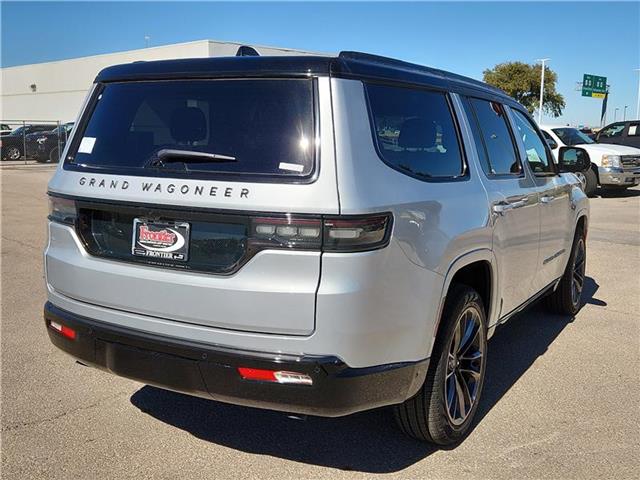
558 146 590 173
546 138 558 150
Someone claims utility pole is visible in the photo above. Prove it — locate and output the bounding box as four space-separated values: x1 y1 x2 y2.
614 108 619 121
624 105 628 121
537 58 550 124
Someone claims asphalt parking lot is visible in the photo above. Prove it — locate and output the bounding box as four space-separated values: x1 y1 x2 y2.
1 165 639 479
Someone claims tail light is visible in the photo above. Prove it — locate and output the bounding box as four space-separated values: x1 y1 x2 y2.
249 213 392 252
251 216 322 250
48 196 77 225
48 193 392 253
323 215 391 252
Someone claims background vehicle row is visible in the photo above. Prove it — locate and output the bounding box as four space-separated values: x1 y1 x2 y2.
0 122 73 162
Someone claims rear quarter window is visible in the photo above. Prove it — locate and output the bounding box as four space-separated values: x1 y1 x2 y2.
67 79 316 182
365 83 465 180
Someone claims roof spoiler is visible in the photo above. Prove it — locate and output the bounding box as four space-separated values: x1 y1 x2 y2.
338 51 507 97
236 46 260 57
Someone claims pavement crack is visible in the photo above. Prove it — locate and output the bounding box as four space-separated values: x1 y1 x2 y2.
1 234 42 252
1 390 131 433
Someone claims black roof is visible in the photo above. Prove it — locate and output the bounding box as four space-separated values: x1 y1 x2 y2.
95 51 515 104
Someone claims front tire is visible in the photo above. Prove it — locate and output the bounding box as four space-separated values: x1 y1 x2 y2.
394 284 487 445
583 168 598 197
545 227 586 315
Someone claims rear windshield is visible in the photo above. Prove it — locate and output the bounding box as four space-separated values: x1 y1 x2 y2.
67 79 316 180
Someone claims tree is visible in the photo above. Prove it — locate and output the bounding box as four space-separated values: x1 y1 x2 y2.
483 62 565 118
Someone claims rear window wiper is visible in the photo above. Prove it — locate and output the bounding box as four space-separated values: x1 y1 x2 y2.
147 149 237 168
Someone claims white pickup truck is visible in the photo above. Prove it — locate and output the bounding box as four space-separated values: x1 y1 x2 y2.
540 125 640 196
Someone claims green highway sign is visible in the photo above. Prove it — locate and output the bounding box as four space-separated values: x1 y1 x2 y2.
582 74 607 98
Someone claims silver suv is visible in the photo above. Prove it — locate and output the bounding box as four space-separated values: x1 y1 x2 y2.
44 52 590 445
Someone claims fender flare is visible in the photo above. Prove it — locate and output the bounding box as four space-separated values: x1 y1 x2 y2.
433 248 499 342
575 209 589 230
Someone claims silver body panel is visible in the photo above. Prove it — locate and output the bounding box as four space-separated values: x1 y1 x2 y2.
46 222 320 336
45 76 589 368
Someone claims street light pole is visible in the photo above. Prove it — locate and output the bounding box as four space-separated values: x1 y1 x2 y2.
537 58 550 124
624 105 628 121
614 108 619 122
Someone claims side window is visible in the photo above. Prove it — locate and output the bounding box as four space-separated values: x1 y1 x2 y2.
461 97 492 175
599 123 625 138
467 98 521 175
541 131 559 150
628 123 639 136
366 83 464 179
511 109 554 173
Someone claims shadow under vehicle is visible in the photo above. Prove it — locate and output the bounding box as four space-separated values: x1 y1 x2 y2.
128 277 603 473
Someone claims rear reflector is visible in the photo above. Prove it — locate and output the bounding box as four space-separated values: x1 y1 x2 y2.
49 320 77 340
237 367 313 386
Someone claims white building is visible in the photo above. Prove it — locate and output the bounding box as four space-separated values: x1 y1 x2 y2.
0 39 322 123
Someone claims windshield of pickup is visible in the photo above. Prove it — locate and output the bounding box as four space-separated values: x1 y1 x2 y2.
552 128 594 146
67 79 316 180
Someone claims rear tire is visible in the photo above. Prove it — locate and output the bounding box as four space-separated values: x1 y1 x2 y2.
48 147 60 163
545 227 586 315
394 284 487 445
5 146 22 161
583 168 598 197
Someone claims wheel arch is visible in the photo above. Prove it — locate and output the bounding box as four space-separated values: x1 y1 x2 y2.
576 212 588 236
433 250 499 344
590 162 600 183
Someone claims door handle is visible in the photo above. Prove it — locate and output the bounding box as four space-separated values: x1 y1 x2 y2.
540 195 555 204
492 202 513 215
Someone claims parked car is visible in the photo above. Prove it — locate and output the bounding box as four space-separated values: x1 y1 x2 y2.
579 127 596 140
0 125 55 160
20 126 61 159
540 125 640 196
25 130 51 159
596 121 640 148
34 122 74 163
44 52 590 445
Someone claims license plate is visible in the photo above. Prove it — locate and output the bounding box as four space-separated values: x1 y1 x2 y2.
132 219 190 261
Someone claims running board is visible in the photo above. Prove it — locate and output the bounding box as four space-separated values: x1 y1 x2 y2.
498 278 561 324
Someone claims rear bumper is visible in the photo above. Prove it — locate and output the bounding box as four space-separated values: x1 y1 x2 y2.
44 302 428 417
598 167 640 186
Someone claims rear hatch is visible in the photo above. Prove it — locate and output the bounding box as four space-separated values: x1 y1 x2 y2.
47 75 339 335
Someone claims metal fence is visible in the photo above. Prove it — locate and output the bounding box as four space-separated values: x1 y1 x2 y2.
1 119 72 164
